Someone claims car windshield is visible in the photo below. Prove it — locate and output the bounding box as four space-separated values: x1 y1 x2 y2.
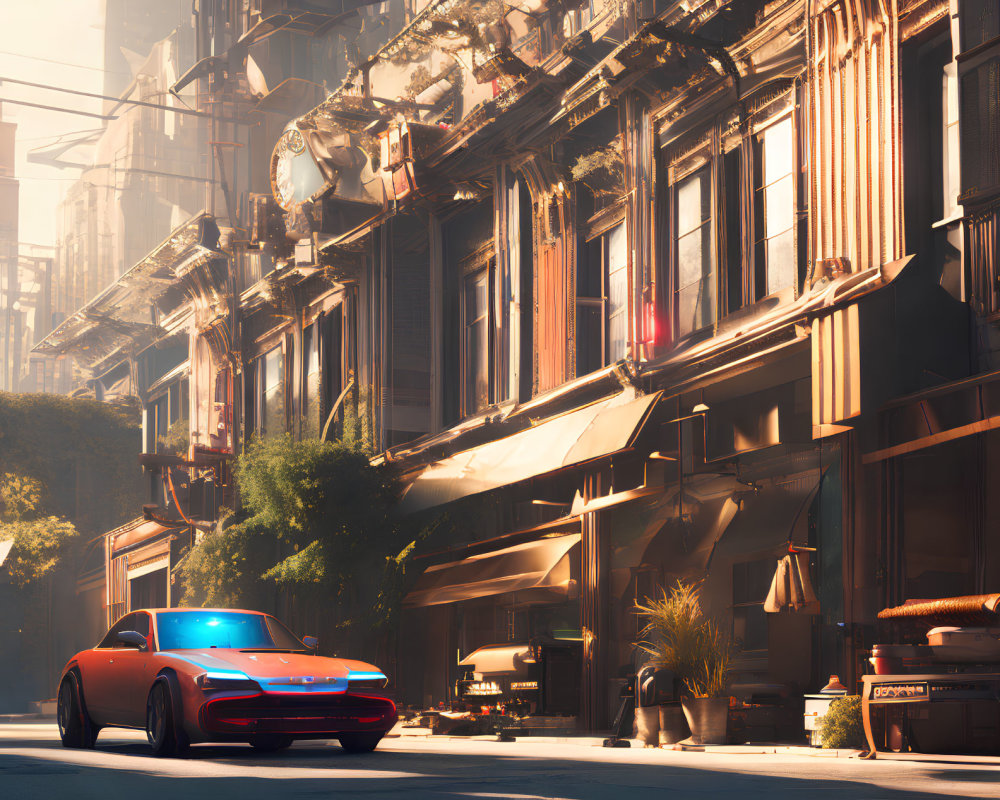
155 611 306 652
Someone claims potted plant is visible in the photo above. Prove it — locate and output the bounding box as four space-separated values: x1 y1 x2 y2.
636 580 732 745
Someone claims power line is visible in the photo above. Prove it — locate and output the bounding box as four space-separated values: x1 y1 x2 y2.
0 48 127 76
0 75 212 119
0 97 115 120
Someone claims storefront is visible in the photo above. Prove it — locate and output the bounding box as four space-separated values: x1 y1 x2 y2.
399 529 584 727
104 518 192 626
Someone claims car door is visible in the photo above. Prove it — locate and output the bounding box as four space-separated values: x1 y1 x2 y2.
82 614 133 725
112 611 156 727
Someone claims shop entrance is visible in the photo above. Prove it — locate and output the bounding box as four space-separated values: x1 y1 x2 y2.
129 567 168 610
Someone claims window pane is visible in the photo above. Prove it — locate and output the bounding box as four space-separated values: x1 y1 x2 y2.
467 318 489 411
606 224 628 361
676 168 711 236
577 239 602 298
677 224 712 289
576 303 603 376
302 325 321 439
762 117 793 185
677 273 716 337
262 347 284 437
766 229 796 295
765 174 794 238
734 605 768 651
465 271 490 412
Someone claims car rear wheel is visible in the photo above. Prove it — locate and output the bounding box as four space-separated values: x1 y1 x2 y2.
338 732 383 753
146 678 187 757
57 672 97 749
249 735 293 752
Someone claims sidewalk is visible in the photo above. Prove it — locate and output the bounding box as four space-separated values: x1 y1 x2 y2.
394 722 1000 765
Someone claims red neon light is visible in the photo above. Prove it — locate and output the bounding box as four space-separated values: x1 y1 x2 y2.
643 301 657 345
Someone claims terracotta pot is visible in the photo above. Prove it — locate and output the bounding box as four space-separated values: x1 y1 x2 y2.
634 705 659 745
680 696 729 745
658 702 689 745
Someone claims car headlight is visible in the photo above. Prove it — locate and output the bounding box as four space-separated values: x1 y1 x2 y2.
196 672 261 692
347 672 388 691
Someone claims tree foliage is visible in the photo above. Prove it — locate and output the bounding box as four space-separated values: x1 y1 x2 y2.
0 392 143 536
179 435 423 653
0 473 78 588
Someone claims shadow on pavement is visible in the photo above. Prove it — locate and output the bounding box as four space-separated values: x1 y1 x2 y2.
0 737 991 800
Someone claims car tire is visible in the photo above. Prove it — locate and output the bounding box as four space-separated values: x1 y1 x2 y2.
338 732 383 753
249 735 293 752
57 672 97 749
146 678 185 757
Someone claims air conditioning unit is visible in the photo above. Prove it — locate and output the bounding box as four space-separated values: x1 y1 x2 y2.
249 193 278 246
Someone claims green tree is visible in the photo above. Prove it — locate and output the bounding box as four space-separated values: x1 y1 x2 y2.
179 435 423 657
0 473 78 589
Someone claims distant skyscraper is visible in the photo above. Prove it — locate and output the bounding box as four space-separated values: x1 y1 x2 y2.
102 0 190 102
0 103 20 391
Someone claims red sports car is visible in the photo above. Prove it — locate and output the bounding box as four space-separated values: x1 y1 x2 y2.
56 608 396 756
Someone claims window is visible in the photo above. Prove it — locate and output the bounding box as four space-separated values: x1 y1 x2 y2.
732 559 773 652
668 100 802 340
257 345 285 437
958 0 1000 204
576 222 629 374
463 267 492 414
302 323 321 439
98 613 135 648
754 116 796 298
674 166 715 337
145 378 188 455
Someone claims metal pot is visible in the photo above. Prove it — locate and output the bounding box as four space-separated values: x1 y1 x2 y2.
658 702 689 745
634 705 659 745
680 697 729 745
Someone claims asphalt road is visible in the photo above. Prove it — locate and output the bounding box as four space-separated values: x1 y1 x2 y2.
3 723 1000 799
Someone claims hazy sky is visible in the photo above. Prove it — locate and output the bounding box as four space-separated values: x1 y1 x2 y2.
0 0 106 247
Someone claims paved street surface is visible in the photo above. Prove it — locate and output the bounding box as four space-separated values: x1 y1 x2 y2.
4 722 1000 799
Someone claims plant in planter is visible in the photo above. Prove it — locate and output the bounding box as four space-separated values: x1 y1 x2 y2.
636 580 733 745
819 695 865 749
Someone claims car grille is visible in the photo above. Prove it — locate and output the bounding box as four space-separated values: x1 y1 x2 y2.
200 692 396 736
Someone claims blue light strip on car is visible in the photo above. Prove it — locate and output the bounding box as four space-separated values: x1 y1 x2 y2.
348 671 387 682
158 653 251 677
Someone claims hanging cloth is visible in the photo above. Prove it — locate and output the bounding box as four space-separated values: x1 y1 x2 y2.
764 551 820 614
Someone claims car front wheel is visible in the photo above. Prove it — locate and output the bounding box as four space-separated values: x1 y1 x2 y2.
338 732 382 753
57 672 97 749
146 678 187 757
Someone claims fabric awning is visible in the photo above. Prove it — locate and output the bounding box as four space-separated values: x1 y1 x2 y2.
403 534 580 608
708 473 821 567
400 390 661 513
877 595 1000 627
459 644 532 675
109 519 182 555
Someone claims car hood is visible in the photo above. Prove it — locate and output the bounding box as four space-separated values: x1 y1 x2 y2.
159 649 385 690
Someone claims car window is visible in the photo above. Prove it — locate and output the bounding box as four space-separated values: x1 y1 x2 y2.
97 614 134 649
156 611 306 651
131 612 150 638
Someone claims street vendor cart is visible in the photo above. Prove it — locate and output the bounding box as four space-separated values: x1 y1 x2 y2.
863 595 1000 755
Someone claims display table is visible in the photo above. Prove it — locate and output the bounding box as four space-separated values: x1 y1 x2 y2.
861 673 1000 755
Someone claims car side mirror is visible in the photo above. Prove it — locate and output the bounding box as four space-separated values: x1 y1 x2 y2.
116 631 148 652
302 635 318 652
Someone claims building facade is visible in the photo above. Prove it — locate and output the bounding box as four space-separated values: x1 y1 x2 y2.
37 0 1000 733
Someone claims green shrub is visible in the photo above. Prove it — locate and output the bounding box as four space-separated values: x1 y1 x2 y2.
819 695 866 749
